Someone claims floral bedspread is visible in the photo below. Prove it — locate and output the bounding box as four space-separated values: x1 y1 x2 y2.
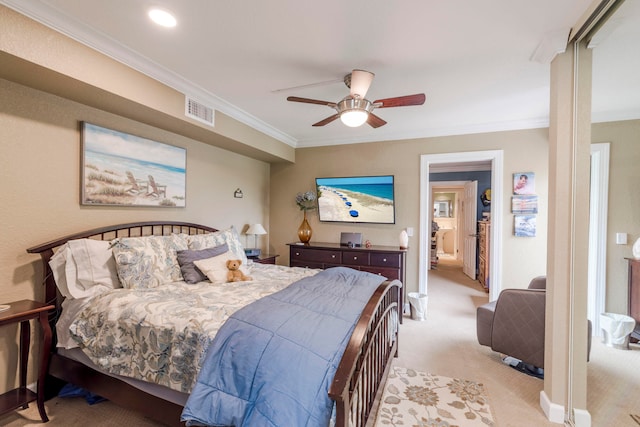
68 264 319 393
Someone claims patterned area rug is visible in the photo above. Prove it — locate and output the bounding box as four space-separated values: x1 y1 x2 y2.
375 367 495 427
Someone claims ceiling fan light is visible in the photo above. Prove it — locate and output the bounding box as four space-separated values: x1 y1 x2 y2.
340 109 369 127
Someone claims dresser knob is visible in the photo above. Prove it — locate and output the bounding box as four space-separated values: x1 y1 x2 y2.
353 256 358 260
332 255 336 258
295 252 300 256
383 258 387 262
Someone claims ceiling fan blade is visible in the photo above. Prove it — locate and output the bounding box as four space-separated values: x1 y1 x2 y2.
312 114 340 127
373 93 426 108
287 96 336 107
367 113 387 128
349 69 375 99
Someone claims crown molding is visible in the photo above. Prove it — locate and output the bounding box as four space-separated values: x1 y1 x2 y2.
0 0 298 148
295 116 550 148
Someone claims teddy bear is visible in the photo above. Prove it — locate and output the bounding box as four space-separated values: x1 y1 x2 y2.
226 259 252 282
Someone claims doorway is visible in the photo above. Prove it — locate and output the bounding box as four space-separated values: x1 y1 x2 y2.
419 150 504 301
431 184 464 266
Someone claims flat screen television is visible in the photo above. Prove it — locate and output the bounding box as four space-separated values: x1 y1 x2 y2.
315 175 396 224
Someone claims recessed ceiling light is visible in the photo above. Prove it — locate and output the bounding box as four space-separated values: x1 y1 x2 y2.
148 8 177 28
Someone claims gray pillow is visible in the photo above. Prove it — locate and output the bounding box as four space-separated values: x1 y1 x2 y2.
176 243 229 284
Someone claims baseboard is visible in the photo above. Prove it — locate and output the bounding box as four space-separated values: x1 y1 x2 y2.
540 391 565 424
573 408 591 427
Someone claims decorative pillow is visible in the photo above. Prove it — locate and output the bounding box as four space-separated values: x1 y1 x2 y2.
48 239 120 299
187 227 248 266
193 252 240 284
176 243 229 284
112 234 188 289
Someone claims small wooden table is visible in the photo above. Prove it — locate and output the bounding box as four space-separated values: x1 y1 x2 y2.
249 253 279 265
0 300 54 422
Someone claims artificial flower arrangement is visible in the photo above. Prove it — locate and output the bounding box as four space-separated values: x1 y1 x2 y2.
295 191 317 211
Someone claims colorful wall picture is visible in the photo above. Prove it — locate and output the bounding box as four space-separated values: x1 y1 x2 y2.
513 172 535 195
514 215 537 237
512 195 538 214
81 122 186 207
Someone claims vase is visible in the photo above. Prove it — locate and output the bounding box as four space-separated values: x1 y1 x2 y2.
298 211 312 243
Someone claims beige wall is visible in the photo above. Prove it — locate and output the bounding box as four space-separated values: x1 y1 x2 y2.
592 119 640 314
271 128 551 296
0 78 271 392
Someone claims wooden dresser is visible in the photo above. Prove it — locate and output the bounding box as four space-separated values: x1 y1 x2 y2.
288 242 407 320
477 221 490 291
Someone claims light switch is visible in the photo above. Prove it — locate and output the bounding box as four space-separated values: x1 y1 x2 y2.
616 233 628 245
406 227 414 237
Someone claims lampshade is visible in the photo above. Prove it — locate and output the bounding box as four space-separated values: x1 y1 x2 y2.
340 110 369 127
337 97 372 128
246 224 267 235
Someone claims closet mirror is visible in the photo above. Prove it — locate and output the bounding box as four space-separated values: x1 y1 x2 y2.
581 0 640 422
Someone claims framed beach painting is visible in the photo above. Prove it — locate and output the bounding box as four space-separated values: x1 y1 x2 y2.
81 122 186 207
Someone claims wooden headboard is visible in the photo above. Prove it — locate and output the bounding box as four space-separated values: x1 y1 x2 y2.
26 221 218 334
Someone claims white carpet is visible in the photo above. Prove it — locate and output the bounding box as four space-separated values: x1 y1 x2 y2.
375 366 495 426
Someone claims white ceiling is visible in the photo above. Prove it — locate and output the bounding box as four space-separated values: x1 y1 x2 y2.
3 0 638 148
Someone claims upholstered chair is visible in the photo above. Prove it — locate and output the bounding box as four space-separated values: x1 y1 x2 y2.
476 276 591 369
477 276 547 368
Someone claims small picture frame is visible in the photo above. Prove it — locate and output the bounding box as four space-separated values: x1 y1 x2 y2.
512 195 538 214
514 215 537 237
513 172 535 195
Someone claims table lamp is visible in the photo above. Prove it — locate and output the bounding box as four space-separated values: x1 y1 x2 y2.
245 223 267 257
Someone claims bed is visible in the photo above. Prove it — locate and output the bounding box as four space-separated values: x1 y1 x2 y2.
26 221 401 427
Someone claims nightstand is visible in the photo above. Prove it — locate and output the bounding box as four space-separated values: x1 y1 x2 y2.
0 300 54 422
249 253 279 265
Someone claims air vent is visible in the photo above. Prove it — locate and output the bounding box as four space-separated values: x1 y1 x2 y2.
185 96 215 127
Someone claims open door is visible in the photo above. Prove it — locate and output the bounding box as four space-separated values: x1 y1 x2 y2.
462 180 478 280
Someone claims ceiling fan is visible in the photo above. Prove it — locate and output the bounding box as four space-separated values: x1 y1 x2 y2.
286 69 426 128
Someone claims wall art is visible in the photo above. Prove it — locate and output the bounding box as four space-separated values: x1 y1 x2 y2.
81 122 186 207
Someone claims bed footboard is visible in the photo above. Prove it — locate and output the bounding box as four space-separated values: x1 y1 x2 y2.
330 279 401 427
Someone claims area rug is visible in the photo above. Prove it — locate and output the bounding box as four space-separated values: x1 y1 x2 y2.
375 367 495 427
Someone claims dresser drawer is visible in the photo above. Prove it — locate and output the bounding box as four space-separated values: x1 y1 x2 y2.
290 248 342 264
370 253 401 268
362 266 400 281
342 252 370 266
290 260 325 270
478 242 486 258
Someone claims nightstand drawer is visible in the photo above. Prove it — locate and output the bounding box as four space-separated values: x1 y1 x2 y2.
370 253 401 268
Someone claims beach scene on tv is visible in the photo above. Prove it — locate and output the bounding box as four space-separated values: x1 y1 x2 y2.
316 176 395 223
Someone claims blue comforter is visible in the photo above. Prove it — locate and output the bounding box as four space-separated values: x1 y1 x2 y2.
181 267 386 427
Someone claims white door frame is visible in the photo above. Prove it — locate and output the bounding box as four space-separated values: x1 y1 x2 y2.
420 150 504 301
588 143 610 336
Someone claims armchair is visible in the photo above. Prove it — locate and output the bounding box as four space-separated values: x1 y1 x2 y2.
477 276 591 370
477 276 547 368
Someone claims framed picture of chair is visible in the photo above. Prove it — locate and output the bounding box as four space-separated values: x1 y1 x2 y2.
80 122 186 207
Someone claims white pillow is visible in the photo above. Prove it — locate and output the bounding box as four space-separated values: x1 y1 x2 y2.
194 251 250 284
67 239 119 290
187 227 248 266
49 243 73 299
48 239 119 299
